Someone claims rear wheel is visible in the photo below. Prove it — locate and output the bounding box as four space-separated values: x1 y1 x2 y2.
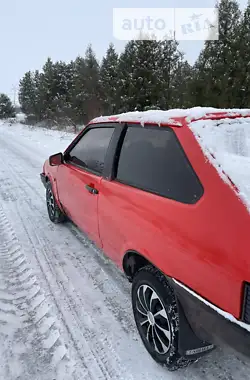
132 265 191 371
46 181 65 223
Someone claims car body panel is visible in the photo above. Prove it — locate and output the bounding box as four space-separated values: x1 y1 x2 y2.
56 162 102 247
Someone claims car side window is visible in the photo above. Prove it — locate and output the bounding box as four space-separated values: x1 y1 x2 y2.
67 127 115 175
116 125 203 204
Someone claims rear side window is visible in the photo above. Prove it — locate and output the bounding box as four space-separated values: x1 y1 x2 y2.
116 126 203 204
68 127 114 175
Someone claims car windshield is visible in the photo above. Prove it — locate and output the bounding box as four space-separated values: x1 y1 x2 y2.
190 117 250 212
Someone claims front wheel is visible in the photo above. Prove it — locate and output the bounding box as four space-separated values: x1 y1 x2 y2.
46 182 66 224
132 265 192 371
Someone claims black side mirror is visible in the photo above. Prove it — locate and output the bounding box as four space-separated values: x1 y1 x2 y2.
49 152 63 166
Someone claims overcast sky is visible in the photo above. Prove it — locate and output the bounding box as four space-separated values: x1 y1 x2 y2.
0 0 248 102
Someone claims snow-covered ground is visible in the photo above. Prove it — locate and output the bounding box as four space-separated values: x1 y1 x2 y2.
0 121 250 379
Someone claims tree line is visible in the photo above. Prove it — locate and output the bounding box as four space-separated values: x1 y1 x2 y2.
1 0 249 124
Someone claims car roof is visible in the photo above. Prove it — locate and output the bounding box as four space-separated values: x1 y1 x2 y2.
89 107 250 128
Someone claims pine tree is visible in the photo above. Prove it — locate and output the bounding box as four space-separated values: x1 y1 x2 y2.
71 56 87 124
158 40 183 109
35 58 74 123
0 94 15 119
70 47 102 124
34 58 54 120
33 70 44 121
62 61 77 125
117 40 162 112
83 45 102 122
171 60 194 108
51 61 74 121
116 39 184 112
19 71 37 116
116 41 136 112
236 1 250 107
100 43 119 115
193 0 241 107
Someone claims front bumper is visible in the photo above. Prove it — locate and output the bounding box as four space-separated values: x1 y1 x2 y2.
40 173 47 188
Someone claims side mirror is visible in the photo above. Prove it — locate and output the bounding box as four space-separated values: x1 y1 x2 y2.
49 152 63 166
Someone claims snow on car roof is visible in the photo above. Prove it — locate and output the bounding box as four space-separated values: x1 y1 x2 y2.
91 107 250 127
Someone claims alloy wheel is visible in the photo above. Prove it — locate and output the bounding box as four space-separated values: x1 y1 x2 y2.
47 188 55 217
135 284 171 355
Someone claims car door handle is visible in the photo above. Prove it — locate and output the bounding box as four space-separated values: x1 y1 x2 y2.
85 184 99 195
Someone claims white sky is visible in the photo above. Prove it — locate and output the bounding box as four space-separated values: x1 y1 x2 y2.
0 0 248 102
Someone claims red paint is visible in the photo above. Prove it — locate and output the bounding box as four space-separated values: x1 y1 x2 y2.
43 112 250 320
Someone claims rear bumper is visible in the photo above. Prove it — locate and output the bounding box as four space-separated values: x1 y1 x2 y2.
40 173 47 188
172 280 250 359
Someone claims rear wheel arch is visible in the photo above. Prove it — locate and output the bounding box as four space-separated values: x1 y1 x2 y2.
123 250 156 282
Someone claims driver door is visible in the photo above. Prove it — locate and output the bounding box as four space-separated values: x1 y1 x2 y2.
56 125 115 246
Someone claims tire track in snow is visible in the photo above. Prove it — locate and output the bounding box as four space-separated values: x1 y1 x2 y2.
0 207 76 380
13 184 138 380
15 202 115 380
0 154 127 379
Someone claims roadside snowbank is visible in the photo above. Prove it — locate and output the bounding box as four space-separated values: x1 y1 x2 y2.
0 122 77 159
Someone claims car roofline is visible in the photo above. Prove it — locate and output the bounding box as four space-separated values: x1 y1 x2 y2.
192 111 250 123
87 110 250 128
87 119 184 128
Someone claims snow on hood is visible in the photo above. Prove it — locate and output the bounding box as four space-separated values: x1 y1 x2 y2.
190 117 250 212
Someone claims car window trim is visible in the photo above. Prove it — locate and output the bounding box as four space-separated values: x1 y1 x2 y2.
102 123 126 180
113 123 204 204
64 123 118 175
64 123 118 157
114 178 202 205
64 160 103 177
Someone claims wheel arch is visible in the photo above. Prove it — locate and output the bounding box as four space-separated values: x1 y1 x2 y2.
45 174 63 212
122 250 155 282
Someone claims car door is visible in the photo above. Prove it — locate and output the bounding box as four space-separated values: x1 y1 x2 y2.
56 125 115 247
98 124 204 266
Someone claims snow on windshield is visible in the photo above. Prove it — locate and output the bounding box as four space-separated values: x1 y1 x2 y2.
190 117 250 212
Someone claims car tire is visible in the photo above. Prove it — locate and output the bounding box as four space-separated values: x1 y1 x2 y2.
46 181 66 224
132 265 192 371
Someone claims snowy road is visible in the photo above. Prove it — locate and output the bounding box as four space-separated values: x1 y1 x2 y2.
0 122 250 380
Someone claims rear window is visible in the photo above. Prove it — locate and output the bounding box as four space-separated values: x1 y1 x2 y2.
116 125 203 204
190 117 250 211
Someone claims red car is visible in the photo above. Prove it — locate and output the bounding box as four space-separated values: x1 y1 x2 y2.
41 108 250 370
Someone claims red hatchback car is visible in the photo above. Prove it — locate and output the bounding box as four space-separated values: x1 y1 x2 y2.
41 108 250 370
